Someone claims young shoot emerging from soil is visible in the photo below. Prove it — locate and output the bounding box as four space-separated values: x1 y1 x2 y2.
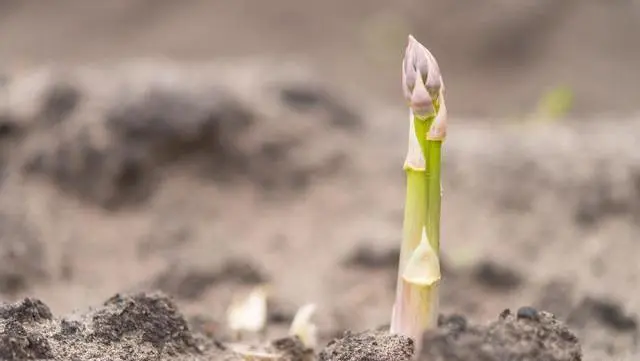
390 35 447 354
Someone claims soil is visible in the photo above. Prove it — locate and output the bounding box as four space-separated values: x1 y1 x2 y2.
0 294 584 361
0 293 312 361
321 310 583 361
0 4 639 358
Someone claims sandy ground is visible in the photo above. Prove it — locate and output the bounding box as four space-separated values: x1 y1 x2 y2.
0 61 638 360
0 1 639 360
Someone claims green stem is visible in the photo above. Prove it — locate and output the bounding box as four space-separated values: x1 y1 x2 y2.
426 140 442 252
412 116 436 249
397 169 428 278
396 116 429 289
391 114 442 342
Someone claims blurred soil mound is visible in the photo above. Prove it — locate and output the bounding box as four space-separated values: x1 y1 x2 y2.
0 62 359 209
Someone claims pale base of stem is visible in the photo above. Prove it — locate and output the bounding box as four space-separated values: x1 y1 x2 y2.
390 281 440 356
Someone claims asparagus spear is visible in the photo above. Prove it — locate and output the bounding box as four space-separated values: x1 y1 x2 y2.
390 35 448 355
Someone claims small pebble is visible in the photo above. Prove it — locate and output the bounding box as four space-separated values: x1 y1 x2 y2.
517 306 540 321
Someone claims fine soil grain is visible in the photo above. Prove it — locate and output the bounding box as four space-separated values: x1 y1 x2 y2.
0 292 231 361
320 309 581 361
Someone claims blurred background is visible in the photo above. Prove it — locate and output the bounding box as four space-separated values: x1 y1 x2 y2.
0 1 639 360
2 0 640 117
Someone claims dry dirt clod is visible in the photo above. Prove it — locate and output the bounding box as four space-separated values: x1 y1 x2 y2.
89 292 198 350
422 309 582 361
0 299 55 360
319 311 581 361
0 321 54 360
0 291 238 360
319 330 414 361
0 298 52 323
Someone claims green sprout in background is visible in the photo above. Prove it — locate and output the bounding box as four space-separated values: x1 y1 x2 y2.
534 85 575 121
390 35 448 354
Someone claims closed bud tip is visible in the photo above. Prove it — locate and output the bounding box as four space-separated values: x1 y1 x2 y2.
402 35 444 119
